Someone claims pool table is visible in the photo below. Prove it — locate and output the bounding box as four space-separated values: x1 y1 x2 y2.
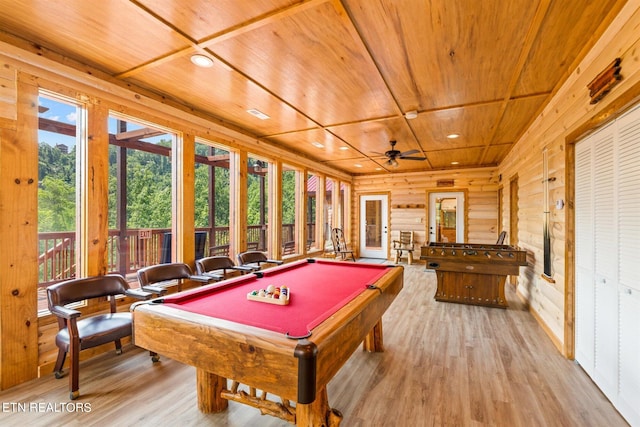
132 258 403 426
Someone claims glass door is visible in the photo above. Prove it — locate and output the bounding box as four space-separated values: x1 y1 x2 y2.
428 192 465 243
359 195 388 258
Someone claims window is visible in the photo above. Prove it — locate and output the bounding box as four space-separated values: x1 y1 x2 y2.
282 165 298 256
247 156 268 251
324 178 335 249
37 91 82 312
195 142 231 256
306 172 319 251
107 114 175 281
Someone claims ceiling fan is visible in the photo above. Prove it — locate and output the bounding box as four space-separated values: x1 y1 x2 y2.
378 140 426 168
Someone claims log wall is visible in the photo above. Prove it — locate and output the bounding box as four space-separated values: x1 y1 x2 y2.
497 0 640 355
352 168 500 249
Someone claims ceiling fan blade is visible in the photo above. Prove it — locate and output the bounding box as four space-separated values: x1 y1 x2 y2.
400 156 426 161
399 149 419 156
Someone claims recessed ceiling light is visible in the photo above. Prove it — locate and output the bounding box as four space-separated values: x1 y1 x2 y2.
375 167 382 171
354 163 363 168
339 146 349 150
404 110 418 119
190 54 214 68
246 108 270 120
447 133 460 139
451 161 459 165
312 141 324 148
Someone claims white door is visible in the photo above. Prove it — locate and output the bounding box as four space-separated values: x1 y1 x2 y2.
428 192 465 243
359 195 388 258
574 102 640 427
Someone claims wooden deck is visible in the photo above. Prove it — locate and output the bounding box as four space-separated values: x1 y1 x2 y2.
0 263 628 426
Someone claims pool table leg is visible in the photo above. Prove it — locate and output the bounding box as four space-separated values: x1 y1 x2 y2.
362 319 384 352
196 368 228 413
296 387 342 426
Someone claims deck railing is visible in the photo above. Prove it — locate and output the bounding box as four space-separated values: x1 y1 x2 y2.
38 223 313 287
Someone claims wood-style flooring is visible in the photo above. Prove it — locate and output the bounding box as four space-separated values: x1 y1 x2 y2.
0 264 629 426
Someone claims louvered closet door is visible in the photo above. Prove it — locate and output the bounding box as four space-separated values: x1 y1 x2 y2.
574 139 595 376
574 103 640 427
614 106 640 426
592 122 618 398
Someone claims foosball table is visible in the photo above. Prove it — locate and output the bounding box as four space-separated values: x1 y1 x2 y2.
420 242 528 308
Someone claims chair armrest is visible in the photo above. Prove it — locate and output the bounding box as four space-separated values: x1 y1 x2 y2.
141 285 168 296
231 265 255 273
203 272 226 280
190 274 217 283
125 289 154 300
265 259 284 265
50 305 81 320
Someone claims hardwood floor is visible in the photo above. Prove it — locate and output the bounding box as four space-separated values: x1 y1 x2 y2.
0 264 628 426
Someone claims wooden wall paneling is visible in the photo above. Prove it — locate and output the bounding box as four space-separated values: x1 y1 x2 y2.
269 160 282 258
229 150 247 257
175 132 196 266
496 0 640 355
82 102 109 276
0 73 39 389
296 169 306 256
354 169 498 250
0 60 16 122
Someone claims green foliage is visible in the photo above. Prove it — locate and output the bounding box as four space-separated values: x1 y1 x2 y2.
282 170 296 224
38 143 76 232
247 173 266 225
39 139 295 234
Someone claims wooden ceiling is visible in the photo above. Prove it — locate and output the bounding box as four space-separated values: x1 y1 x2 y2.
0 0 625 174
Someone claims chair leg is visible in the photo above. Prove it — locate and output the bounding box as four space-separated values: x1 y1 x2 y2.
53 349 66 379
69 337 80 400
115 339 123 355
407 251 413 265
394 250 399 264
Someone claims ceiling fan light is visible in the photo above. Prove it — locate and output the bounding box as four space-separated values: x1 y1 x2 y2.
389 158 399 168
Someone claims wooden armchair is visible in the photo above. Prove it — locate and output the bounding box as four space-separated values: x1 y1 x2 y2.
392 231 415 264
195 256 254 281
137 262 199 294
47 274 153 399
237 251 283 271
331 228 356 261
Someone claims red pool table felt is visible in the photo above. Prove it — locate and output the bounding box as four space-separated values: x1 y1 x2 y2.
160 259 392 338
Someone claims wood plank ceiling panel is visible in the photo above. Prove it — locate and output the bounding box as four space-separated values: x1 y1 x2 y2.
513 0 624 96
343 0 538 110
206 1 399 126
0 0 627 174
0 0 188 74
126 54 318 137
266 128 361 163
328 117 420 158
136 0 301 42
